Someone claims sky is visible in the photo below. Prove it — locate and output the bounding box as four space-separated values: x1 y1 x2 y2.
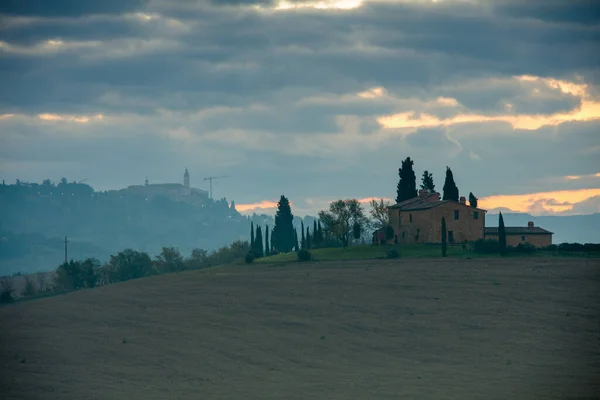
1 0 599 217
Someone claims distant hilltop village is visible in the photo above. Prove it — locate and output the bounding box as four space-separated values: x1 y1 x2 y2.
120 168 210 205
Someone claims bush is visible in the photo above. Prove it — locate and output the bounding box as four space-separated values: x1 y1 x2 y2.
297 249 312 262
472 239 500 254
386 248 399 259
511 242 536 254
0 277 14 303
245 251 255 264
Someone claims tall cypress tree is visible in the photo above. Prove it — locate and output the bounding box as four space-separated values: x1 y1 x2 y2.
396 157 418 203
312 220 318 248
498 212 507 256
264 225 270 257
255 225 264 258
420 170 435 192
442 167 459 201
294 229 299 252
250 221 255 251
441 217 447 257
306 226 311 249
273 195 295 252
301 221 306 249
271 227 275 252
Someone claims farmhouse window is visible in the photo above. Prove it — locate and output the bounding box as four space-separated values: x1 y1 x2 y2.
521 236 525 241
473 211 479 220
448 231 454 243
454 210 459 220
409 214 413 222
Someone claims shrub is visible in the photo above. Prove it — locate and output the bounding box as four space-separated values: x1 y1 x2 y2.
386 248 399 259
513 242 536 254
245 251 255 264
472 239 500 254
297 249 312 262
0 277 14 303
384 225 395 242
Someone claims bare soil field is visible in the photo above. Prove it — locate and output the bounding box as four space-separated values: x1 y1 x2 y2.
1 257 599 400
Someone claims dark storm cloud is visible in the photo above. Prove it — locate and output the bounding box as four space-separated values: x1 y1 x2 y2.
0 0 149 17
1 0 598 116
493 0 600 26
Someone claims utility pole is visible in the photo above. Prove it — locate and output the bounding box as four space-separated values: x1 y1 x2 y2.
64 236 68 264
203 175 229 200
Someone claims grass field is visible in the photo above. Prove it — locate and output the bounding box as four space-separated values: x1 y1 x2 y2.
1 257 599 399
256 243 598 263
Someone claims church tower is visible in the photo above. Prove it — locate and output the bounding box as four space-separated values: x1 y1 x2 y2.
184 167 190 189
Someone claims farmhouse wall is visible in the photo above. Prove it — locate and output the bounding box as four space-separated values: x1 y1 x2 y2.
390 201 485 244
485 233 552 247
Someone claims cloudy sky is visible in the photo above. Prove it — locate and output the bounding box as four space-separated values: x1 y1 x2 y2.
1 0 599 216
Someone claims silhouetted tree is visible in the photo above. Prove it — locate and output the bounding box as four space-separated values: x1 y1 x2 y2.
255 225 264 258
306 226 311 249
273 195 295 252
317 221 324 245
396 157 418 203
301 221 306 249
250 221 255 250
441 217 447 257
420 170 435 192
312 220 318 248
369 198 391 229
469 192 478 208
442 167 459 202
264 225 270 257
319 199 369 248
499 212 507 256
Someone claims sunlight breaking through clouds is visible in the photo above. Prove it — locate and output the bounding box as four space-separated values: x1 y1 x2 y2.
378 75 600 131
37 113 104 123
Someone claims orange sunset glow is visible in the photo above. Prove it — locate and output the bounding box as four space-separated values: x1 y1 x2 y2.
479 188 600 214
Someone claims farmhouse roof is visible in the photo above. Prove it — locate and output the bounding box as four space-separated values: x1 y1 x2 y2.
390 193 486 212
485 227 553 235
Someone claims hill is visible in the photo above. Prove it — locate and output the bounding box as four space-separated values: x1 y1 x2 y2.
1 257 598 399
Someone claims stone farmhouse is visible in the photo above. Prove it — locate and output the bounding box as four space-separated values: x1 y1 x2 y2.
484 222 553 247
380 189 553 247
388 190 486 245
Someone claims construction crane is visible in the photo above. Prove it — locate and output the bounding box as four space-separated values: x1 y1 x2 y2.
203 175 228 200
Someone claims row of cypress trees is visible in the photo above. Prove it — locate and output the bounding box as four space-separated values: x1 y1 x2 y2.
396 157 478 207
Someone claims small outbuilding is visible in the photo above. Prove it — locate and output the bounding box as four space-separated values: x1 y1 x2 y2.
484 221 553 247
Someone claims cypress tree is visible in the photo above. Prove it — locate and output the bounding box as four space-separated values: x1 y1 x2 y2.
312 220 318 248
396 157 418 203
301 221 306 250
442 167 459 202
271 228 275 252
498 212 507 256
272 195 295 252
420 170 435 192
469 192 478 208
441 217 447 257
306 226 311 249
264 225 270 257
250 221 255 251
255 225 263 258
